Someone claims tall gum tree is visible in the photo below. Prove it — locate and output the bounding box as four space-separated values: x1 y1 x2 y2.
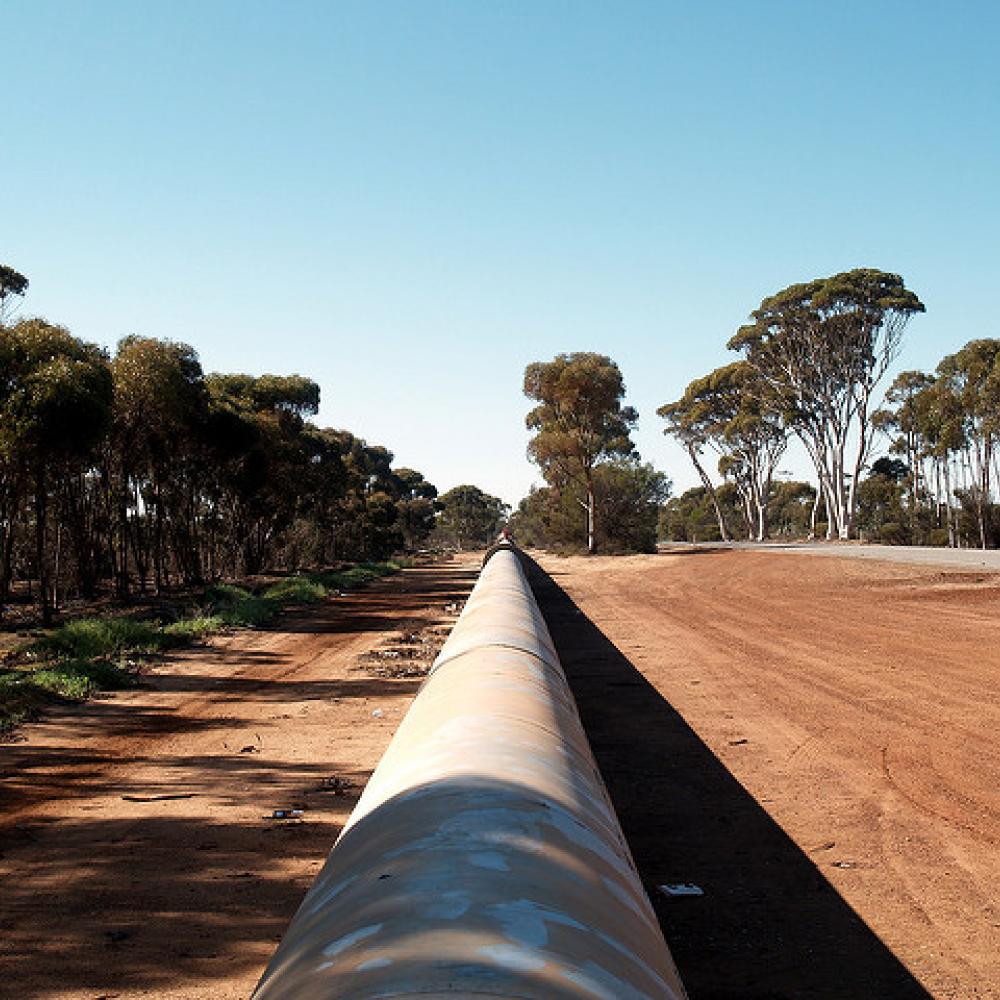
935 339 1000 549
874 370 935 537
524 353 638 554
659 361 787 542
728 269 925 540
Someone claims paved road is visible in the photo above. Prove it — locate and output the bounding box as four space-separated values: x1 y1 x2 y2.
661 540 1000 570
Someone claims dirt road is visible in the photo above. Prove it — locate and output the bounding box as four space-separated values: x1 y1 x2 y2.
528 549 1000 1000
0 559 479 1000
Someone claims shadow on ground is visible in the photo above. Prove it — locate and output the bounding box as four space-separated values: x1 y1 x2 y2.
522 553 930 1000
0 560 479 999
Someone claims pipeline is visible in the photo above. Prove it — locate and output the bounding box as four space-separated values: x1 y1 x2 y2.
254 543 687 999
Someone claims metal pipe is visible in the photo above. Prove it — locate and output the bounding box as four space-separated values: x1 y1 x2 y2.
254 543 687 999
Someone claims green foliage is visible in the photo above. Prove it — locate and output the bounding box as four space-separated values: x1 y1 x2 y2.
768 481 817 537
30 658 136 697
927 528 951 547
0 302 436 624
512 461 670 553
435 485 509 549
205 584 275 627
855 469 907 540
0 264 29 324
659 361 787 541
36 617 164 659
261 578 328 604
660 485 744 542
728 268 924 539
161 616 224 642
876 522 909 545
524 353 638 552
2 560 401 731
0 659 137 732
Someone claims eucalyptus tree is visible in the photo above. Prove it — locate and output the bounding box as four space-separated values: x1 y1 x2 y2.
659 361 787 541
0 319 112 622
657 384 730 541
875 370 935 534
110 336 209 592
935 340 1000 548
728 269 925 539
205 373 321 574
0 265 28 326
524 353 638 553
393 468 438 551
436 485 509 550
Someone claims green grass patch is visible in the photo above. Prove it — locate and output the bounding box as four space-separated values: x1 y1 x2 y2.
0 658 138 733
204 584 275 627
36 617 165 660
162 615 224 643
261 578 327 604
306 561 399 593
2 560 403 733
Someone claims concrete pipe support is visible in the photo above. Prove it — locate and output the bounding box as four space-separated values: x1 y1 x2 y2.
254 544 687 999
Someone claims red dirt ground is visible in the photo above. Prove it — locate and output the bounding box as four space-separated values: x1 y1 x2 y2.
2 549 999 999
0 558 480 999
527 549 1000 1000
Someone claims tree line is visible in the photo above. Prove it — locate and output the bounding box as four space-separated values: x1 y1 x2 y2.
657 268 967 545
515 269 1000 554
0 265 506 624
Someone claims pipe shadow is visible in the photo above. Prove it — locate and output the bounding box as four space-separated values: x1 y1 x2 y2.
521 554 931 1000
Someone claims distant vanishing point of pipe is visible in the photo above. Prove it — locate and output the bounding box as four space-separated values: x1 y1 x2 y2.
253 542 688 999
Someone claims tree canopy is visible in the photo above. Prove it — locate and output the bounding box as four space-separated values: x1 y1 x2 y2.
0 265 29 325
524 352 637 553
728 268 924 539
659 360 787 541
435 485 508 550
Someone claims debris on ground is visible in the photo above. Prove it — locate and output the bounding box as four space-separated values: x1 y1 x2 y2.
658 883 704 898
319 776 354 795
356 626 446 678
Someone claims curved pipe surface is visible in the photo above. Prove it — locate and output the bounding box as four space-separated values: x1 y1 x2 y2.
254 544 687 999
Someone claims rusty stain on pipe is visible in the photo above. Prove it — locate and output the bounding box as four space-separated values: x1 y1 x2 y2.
253 543 687 999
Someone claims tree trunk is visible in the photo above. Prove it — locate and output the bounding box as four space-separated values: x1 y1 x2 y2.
586 473 595 554
687 446 729 542
34 468 52 627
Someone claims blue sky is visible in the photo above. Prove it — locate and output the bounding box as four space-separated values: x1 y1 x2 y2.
4 2 998 505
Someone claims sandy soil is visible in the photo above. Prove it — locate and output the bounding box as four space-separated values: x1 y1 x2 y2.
526 549 1000 1000
0 558 480 1000
3 548 998 999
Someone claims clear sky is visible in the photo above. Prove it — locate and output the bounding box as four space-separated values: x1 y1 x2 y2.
4 2 998 506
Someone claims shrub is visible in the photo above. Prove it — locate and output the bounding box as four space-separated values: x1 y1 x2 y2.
262 578 327 604
877 522 909 545
36 617 164 659
162 616 224 643
927 527 951 547
205 584 274 627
